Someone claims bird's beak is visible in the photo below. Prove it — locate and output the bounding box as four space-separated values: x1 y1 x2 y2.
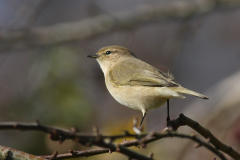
87 54 99 58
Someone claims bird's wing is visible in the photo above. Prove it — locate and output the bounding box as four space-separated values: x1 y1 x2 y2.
109 59 179 87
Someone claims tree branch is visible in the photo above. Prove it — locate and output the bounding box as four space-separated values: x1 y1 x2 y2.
0 122 153 160
169 113 240 159
0 114 233 160
1 0 240 50
39 130 227 160
0 145 45 160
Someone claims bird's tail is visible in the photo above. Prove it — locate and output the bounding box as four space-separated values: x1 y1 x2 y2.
170 87 209 99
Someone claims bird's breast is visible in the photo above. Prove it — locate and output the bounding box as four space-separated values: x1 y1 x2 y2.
105 78 169 111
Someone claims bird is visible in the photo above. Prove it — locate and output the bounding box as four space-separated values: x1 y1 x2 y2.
87 45 208 126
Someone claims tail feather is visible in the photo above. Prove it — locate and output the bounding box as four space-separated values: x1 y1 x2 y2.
170 87 209 99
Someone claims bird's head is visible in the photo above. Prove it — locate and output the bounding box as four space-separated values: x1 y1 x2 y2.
87 45 136 74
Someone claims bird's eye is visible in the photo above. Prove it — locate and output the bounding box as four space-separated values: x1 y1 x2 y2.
106 51 111 55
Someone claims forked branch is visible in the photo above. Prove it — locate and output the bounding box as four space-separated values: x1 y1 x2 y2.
0 114 237 159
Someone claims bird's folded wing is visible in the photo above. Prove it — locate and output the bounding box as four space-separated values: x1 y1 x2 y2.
109 60 179 87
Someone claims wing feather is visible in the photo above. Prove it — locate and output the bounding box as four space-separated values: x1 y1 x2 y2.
108 58 179 87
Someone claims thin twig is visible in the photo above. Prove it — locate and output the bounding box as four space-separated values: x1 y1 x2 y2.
170 113 240 160
0 145 45 160
0 119 227 160
0 122 152 160
40 130 227 160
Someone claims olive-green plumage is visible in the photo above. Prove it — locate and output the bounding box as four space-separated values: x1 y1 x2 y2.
87 45 208 124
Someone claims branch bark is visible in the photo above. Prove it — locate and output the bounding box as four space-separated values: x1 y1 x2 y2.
170 113 240 159
0 113 237 160
0 122 153 160
0 145 45 160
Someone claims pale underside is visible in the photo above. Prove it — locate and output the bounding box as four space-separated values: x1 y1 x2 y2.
106 84 185 115
104 57 187 115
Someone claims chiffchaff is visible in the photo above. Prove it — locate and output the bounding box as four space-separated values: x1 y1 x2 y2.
88 46 208 126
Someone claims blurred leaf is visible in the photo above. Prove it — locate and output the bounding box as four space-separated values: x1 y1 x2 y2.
1 46 93 154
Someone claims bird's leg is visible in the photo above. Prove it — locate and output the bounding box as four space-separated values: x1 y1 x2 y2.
166 99 171 126
135 111 147 140
140 111 147 126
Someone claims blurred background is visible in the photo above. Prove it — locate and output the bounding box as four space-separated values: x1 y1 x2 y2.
0 0 240 159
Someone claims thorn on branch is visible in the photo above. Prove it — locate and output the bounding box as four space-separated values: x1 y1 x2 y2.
49 129 66 143
50 134 59 141
49 133 66 144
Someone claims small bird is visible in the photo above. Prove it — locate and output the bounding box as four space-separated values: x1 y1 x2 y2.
88 46 208 126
